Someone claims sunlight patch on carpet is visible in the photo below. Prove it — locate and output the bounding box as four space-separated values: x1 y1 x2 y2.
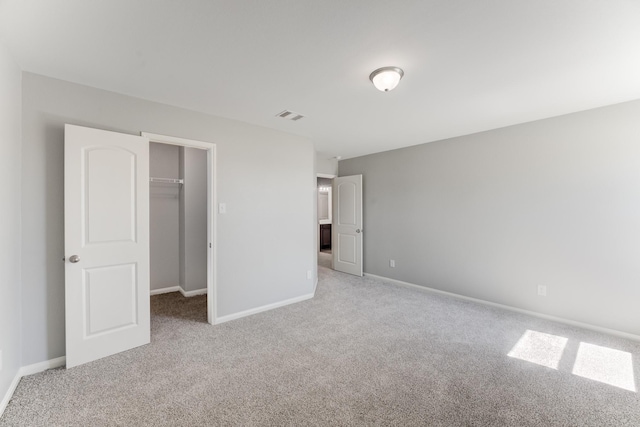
572 342 636 392
508 330 568 369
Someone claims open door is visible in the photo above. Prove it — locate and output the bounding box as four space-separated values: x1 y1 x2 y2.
64 125 150 368
332 174 363 276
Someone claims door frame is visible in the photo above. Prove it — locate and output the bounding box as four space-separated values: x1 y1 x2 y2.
142 132 218 324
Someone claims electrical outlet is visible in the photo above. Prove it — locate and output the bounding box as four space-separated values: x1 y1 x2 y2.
390 259 395 268
218 203 226 214
306 270 312 280
537 285 547 297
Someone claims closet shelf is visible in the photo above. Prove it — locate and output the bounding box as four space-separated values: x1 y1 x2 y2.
150 177 183 185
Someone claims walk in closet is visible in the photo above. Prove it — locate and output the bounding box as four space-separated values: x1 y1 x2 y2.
149 142 208 296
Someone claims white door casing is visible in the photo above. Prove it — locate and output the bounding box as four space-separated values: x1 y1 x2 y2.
333 174 363 276
64 124 150 368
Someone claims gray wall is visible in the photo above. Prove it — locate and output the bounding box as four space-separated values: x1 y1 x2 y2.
21 73 316 366
340 99 640 337
149 142 181 291
316 155 337 176
0 42 22 406
180 147 208 292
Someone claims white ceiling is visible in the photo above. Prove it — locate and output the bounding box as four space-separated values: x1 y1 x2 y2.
2 0 640 159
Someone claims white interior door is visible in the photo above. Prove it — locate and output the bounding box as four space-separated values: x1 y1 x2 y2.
333 174 363 276
64 124 150 368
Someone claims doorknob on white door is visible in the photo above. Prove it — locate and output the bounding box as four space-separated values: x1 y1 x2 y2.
69 255 80 263
356 229 361 233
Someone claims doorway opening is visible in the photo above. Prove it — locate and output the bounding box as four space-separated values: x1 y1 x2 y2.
143 132 217 325
317 174 335 270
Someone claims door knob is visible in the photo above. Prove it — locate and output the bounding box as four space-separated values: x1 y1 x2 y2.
69 255 80 263
356 229 361 233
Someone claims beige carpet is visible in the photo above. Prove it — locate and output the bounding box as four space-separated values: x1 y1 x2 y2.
2 262 640 426
318 251 331 269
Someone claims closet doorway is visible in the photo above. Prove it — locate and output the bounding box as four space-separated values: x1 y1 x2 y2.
143 132 217 324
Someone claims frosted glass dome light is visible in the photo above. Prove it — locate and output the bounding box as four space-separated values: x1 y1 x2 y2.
369 66 404 92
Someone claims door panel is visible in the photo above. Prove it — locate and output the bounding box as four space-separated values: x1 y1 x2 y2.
65 124 150 368
84 263 137 336
338 234 356 263
338 183 356 225
333 175 363 276
85 147 137 243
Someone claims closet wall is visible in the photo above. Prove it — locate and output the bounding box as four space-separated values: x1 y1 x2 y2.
150 143 180 290
150 142 207 293
179 147 208 293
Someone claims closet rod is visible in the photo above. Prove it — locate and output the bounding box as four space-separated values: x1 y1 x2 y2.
149 177 184 184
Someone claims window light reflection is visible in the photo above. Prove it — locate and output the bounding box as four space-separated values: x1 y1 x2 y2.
572 342 636 392
508 330 568 370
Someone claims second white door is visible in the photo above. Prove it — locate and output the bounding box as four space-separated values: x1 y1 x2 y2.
332 174 363 276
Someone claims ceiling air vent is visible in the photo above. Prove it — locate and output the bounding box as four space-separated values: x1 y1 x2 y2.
276 110 305 121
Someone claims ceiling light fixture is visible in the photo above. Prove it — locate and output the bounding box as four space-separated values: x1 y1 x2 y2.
369 66 404 92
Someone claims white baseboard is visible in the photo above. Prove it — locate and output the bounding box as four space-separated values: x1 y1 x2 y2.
215 292 315 325
179 287 207 297
150 286 207 297
150 286 180 296
0 372 21 418
18 356 66 377
1 356 66 418
364 273 640 343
